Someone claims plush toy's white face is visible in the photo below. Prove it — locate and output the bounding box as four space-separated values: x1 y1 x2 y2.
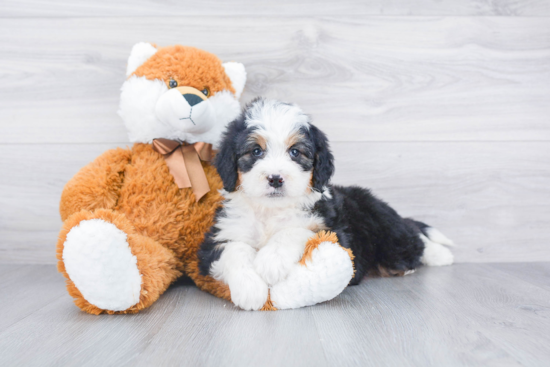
118 43 246 147
154 85 215 135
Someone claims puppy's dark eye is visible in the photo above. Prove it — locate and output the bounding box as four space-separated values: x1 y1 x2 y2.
289 148 300 158
201 88 209 96
252 148 264 157
169 79 178 88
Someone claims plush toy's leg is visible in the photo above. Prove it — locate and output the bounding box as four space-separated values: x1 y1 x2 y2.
267 231 354 310
57 209 182 315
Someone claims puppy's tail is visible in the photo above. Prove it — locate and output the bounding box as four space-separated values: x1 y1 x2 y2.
406 219 455 267
411 220 455 247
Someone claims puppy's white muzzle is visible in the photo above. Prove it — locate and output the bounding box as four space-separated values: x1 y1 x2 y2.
155 87 216 134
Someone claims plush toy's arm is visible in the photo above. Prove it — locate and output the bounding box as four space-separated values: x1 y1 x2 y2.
60 148 132 221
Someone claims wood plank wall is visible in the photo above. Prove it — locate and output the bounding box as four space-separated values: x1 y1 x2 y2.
1 1 549 264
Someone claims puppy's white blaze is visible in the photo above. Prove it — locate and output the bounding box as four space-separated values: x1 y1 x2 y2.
244 100 309 133
239 154 312 201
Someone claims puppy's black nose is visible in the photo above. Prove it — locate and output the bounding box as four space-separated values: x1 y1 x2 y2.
268 175 284 188
182 93 203 106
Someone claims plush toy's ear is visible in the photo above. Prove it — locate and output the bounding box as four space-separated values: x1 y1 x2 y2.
222 62 247 99
309 124 335 192
126 42 158 77
214 116 245 192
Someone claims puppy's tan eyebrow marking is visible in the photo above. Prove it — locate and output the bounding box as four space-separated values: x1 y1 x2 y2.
285 131 305 148
248 133 267 150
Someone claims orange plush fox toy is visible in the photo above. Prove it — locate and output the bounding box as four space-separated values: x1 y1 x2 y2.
56 43 354 314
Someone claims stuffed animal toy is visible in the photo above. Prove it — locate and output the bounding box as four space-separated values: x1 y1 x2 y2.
56 43 354 314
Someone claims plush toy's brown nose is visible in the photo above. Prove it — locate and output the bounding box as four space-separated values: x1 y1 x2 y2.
174 86 207 106
182 93 203 106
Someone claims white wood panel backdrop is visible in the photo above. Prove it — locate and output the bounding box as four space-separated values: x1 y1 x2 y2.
0 1 549 264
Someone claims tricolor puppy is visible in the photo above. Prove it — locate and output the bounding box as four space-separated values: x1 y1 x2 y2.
198 98 454 311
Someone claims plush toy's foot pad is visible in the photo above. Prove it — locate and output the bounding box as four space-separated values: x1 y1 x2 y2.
63 219 142 311
270 238 354 310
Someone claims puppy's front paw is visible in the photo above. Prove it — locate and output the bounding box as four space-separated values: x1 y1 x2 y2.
228 270 268 311
254 246 298 286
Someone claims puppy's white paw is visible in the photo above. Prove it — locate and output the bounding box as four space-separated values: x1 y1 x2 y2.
254 245 298 286
254 227 314 285
270 241 354 310
420 235 454 266
227 269 268 311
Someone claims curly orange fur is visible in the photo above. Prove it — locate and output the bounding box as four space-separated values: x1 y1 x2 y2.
260 292 277 311
299 231 356 279
59 148 132 221
57 144 232 314
132 45 235 96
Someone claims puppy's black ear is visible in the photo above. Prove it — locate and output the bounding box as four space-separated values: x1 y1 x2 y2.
309 124 335 191
214 116 245 192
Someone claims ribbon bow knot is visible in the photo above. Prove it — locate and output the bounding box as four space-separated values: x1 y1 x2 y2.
152 138 215 202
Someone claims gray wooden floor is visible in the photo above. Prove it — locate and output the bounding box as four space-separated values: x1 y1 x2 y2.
1 263 550 366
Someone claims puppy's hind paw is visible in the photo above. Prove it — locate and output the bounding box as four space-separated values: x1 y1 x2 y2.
420 234 454 266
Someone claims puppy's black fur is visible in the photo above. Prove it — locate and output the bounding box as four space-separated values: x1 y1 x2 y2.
214 111 255 192
304 124 335 191
198 207 225 276
199 99 429 283
313 186 425 284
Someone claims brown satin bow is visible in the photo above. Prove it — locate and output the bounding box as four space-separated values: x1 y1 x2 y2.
152 138 215 202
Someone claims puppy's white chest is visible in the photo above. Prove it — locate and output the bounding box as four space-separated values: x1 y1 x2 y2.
215 199 323 250
252 209 306 249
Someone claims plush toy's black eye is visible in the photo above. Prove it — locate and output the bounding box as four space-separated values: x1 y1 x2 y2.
289 148 300 158
201 88 209 96
252 147 264 157
169 79 178 88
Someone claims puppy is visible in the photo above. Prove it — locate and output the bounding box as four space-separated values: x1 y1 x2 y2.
198 98 454 310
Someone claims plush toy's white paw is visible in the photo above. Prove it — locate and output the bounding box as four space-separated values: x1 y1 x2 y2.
62 219 142 311
420 234 454 266
254 245 299 286
270 241 354 310
228 269 269 311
